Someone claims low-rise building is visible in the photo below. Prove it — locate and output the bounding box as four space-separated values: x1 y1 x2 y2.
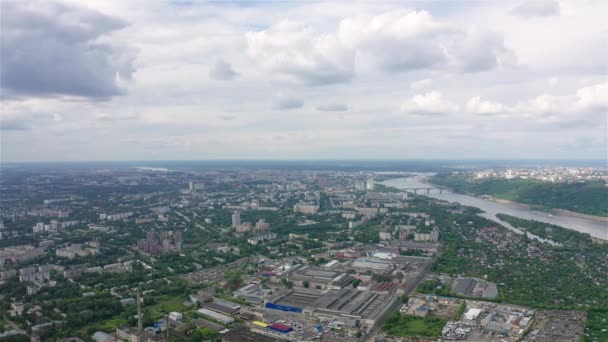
351 257 394 272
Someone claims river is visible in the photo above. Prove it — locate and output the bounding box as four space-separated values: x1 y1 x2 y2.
381 174 608 241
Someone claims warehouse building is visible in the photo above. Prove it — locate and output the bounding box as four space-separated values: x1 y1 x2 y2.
287 265 353 290
350 256 394 272
451 277 499 299
196 308 234 324
302 288 399 329
266 289 324 313
202 302 239 316
266 288 398 330
233 283 265 303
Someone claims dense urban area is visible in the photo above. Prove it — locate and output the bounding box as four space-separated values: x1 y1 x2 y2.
0 163 606 342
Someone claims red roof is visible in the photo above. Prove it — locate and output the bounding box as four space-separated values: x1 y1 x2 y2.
270 323 291 331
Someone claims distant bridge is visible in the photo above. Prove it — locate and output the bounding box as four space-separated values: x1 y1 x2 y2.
401 187 447 194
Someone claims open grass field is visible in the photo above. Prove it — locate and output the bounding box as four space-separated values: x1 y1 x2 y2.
382 312 446 337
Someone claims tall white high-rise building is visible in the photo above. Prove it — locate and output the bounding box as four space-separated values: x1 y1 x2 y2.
354 180 366 190
366 180 375 190
231 211 241 228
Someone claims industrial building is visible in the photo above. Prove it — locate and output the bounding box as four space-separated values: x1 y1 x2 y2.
286 265 353 290
267 289 323 313
265 288 398 330
233 283 265 303
303 288 398 328
451 277 499 299
201 302 239 316
196 308 234 324
351 256 394 272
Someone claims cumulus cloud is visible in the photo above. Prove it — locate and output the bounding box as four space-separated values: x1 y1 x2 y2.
209 60 239 80
0 1 135 98
466 97 506 115
410 78 433 91
575 82 608 112
316 103 349 111
274 97 303 110
338 10 448 72
401 91 459 115
514 94 568 117
246 20 354 85
511 0 560 18
245 10 514 84
447 29 516 72
400 82 606 121
510 82 607 125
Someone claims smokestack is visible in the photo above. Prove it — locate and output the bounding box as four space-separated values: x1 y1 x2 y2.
137 292 143 342
166 313 170 341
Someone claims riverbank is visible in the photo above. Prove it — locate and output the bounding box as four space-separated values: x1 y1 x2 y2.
384 175 607 241
484 198 608 223
422 177 608 223
428 174 608 218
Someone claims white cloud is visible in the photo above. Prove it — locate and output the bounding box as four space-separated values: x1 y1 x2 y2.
575 82 608 112
0 102 54 130
401 91 459 115
466 96 506 115
548 77 559 88
512 82 608 124
511 0 560 18
446 28 516 72
246 20 354 85
410 78 433 90
338 10 448 72
209 60 239 80
245 9 514 84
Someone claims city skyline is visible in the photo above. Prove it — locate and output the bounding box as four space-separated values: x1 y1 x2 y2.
1 0 607 162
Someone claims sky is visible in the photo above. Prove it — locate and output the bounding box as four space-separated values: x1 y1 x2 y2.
0 0 607 162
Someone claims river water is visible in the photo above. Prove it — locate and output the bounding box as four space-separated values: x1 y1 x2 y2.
381 174 608 241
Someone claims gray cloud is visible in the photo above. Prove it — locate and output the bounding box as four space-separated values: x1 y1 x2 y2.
511 0 560 18
274 98 303 110
316 103 349 111
0 119 30 131
361 38 447 73
0 1 135 99
449 30 515 72
218 115 236 121
95 113 139 121
0 112 54 131
209 60 239 80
